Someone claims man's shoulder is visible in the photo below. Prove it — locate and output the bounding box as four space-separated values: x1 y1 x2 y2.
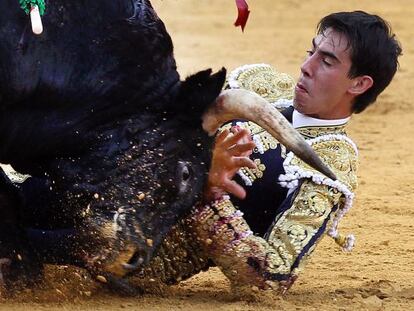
225 63 296 109
283 133 358 192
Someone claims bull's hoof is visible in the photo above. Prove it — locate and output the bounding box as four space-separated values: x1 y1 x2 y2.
0 258 11 288
0 225 44 294
94 273 144 296
0 172 44 293
0 252 44 294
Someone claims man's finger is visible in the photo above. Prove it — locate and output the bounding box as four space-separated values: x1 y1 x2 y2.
230 125 242 134
215 128 230 145
222 179 246 199
232 156 257 169
230 126 251 144
229 141 256 156
222 128 251 148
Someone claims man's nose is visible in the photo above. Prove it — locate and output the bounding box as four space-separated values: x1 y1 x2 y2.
300 56 313 78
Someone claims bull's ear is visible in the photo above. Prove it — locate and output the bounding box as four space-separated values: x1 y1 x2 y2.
173 68 226 123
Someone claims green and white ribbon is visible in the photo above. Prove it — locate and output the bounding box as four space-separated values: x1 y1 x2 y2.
19 0 46 35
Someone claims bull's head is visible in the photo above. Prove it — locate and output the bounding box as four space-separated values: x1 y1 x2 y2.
0 0 335 280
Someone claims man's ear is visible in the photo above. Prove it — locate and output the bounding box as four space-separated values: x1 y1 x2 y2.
348 75 374 96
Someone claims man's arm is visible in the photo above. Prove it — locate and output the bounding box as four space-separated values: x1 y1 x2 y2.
190 128 353 292
190 179 343 292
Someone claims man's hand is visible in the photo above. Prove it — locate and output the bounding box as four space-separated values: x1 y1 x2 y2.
204 126 256 202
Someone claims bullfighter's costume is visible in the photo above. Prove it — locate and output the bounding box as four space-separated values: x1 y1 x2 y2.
135 64 359 292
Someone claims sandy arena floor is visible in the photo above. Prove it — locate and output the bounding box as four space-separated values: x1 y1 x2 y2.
1 0 413 310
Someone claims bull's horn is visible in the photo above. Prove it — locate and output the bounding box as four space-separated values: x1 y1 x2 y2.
202 89 337 180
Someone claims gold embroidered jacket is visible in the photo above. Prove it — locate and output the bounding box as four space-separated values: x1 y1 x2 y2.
190 119 358 291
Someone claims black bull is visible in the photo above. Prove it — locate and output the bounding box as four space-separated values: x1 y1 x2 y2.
0 0 334 288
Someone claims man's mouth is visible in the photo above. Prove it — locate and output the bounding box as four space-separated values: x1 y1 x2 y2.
295 82 308 94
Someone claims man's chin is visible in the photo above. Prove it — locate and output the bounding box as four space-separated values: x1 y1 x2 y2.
292 99 304 113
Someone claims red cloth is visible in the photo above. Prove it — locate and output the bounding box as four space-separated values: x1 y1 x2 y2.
234 0 250 32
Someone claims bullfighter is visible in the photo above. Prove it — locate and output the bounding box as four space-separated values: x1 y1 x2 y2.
133 10 402 293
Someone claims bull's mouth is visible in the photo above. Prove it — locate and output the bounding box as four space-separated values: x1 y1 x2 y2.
87 240 154 278
85 217 156 278
97 246 148 277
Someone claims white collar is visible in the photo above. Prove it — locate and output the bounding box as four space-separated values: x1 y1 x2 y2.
292 109 350 129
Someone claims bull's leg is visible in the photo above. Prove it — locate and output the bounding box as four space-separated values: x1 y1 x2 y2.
0 169 44 291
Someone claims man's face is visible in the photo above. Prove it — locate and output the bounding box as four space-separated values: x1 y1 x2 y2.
293 28 355 119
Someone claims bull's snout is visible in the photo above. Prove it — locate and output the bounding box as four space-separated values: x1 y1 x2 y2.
88 158 206 277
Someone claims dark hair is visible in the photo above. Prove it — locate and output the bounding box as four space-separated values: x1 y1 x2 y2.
317 11 402 113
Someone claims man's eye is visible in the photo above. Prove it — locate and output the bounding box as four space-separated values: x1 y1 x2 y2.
322 59 332 66
306 50 314 56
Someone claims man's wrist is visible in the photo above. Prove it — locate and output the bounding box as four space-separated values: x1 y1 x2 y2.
203 184 227 203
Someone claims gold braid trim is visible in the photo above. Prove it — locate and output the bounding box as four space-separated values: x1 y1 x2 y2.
131 220 210 285
279 134 358 251
297 124 347 139
285 136 358 191
189 197 281 290
266 180 343 278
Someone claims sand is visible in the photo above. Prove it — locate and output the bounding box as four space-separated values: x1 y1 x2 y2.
1 0 413 310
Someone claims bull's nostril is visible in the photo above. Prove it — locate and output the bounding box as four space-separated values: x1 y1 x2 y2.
122 252 145 271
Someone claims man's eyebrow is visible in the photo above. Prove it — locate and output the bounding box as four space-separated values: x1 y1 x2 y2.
311 37 341 63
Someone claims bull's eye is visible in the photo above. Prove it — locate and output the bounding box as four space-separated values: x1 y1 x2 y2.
177 161 193 194
182 165 190 181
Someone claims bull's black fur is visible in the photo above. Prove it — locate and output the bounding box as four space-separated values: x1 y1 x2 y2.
0 0 226 289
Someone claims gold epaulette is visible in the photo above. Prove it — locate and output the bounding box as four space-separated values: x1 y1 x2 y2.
225 63 295 110
280 134 358 191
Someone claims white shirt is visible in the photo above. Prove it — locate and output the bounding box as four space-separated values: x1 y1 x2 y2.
292 110 350 129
